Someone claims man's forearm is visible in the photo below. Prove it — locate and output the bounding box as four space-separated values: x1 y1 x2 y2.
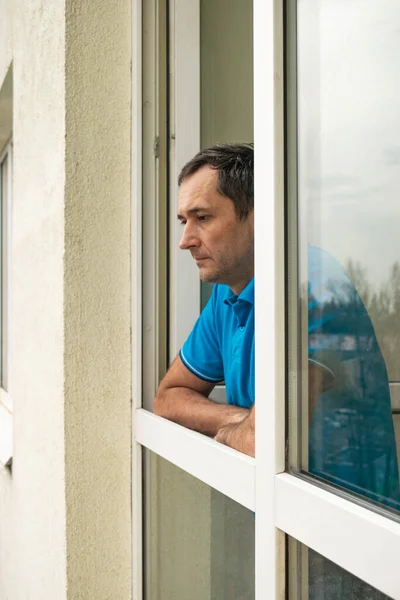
154 387 249 437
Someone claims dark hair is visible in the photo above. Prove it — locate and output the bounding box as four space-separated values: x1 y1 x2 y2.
178 143 254 221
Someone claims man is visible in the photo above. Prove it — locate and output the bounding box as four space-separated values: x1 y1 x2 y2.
154 143 400 508
154 143 256 456
153 143 334 458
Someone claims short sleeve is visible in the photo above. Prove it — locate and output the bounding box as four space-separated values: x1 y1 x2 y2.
180 286 224 383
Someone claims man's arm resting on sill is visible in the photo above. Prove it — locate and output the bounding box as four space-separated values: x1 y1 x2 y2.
154 355 249 438
214 405 255 457
212 363 330 458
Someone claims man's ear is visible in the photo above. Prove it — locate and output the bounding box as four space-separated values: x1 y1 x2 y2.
243 209 254 225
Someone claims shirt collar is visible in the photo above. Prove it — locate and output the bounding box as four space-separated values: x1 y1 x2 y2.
224 277 254 307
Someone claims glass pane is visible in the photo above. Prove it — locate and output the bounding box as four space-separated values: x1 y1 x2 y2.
200 281 214 312
0 156 4 386
288 0 400 510
200 0 253 311
289 539 393 600
200 0 253 148
144 450 255 600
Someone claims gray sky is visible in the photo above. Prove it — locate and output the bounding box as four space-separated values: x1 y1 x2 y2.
298 0 400 290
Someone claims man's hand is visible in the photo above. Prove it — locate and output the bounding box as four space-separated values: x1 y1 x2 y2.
214 406 255 457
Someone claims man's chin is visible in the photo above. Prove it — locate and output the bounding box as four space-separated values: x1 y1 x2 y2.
199 267 225 283
199 269 218 283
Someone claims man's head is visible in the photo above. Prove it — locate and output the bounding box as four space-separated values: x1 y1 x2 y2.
177 143 254 294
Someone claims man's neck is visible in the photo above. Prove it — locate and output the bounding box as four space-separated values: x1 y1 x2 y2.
230 274 253 296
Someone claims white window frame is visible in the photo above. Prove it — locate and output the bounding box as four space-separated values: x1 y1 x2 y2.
0 140 13 467
132 0 400 598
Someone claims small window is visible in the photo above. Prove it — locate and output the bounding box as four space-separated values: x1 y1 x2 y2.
0 142 13 466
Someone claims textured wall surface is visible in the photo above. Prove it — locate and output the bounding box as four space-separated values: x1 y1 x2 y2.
0 0 68 598
64 0 132 598
0 0 132 598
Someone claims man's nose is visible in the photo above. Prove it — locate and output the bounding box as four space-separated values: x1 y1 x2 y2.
179 224 200 250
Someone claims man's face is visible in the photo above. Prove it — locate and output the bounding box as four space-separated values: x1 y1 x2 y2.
178 166 254 294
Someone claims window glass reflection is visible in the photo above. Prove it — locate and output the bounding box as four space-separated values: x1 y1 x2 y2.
307 246 400 507
289 539 392 600
291 0 400 509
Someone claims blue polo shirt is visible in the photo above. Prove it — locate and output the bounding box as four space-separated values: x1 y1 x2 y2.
180 246 400 509
180 278 254 408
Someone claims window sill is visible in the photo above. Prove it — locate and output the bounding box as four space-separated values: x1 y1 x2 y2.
134 408 255 510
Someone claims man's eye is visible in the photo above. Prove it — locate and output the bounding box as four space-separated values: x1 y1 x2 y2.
179 220 187 226
197 215 208 222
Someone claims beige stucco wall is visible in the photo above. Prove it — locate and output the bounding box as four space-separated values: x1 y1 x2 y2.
0 0 132 598
64 0 132 598
0 0 67 598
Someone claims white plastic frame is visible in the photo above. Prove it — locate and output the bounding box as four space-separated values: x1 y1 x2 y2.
254 0 286 596
276 474 400 599
136 408 255 510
